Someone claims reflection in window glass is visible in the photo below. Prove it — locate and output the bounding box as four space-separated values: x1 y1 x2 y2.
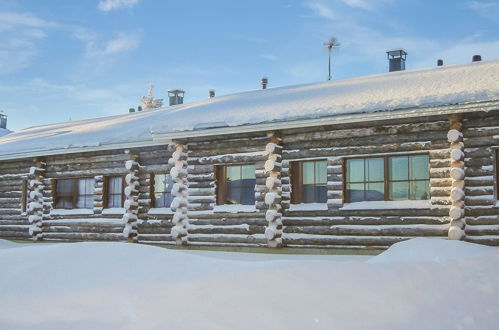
301 160 327 203
346 157 384 202
56 178 94 209
107 176 124 208
56 179 74 209
76 178 95 209
225 164 256 205
154 174 174 208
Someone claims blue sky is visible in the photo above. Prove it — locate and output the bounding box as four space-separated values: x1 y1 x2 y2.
1 0 498 131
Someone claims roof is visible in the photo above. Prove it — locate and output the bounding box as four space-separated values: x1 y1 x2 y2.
0 128 10 137
1 59 499 160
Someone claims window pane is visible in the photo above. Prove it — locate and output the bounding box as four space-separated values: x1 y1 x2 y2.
56 197 72 209
302 162 315 184
347 183 365 202
410 155 429 180
108 177 122 194
226 166 241 181
227 186 241 204
315 161 327 184
57 179 73 193
366 158 384 182
347 159 364 182
411 181 430 200
366 182 384 201
109 195 122 208
302 185 315 203
389 157 409 181
240 184 255 205
241 165 255 180
155 194 166 208
389 182 409 200
315 185 327 203
154 174 167 193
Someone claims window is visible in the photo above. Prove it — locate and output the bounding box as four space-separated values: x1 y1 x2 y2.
345 154 429 203
216 164 256 205
105 176 125 208
496 149 499 200
54 178 95 209
151 173 174 208
290 160 327 204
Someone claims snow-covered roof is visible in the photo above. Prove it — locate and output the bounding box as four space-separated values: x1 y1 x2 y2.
0 128 10 137
1 60 499 160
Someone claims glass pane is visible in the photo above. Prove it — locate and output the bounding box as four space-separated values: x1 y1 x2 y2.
226 166 241 181
56 197 72 209
57 179 73 193
109 177 122 194
302 162 315 185
154 174 167 193
366 182 384 201
227 186 241 204
410 155 429 180
302 185 315 203
347 183 364 202
86 179 95 193
240 185 255 205
164 192 173 207
315 185 327 203
347 159 364 182
411 181 430 200
155 194 167 208
165 175 174 193
315 161 327 184
109 195 122 208
389 156 409 181
241 165 255 180
367 158 384 182
389 182 409 201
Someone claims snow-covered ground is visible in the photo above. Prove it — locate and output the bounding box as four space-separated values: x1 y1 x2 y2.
0 238 498 330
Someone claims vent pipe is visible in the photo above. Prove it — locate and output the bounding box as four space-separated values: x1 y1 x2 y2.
437 59 444 66
261 77 268 89
137 106 143 112
129 108 135 113
472 55 482 62
209 89 215 98
0 112 6 129
168 89 185 106
386 49 408 72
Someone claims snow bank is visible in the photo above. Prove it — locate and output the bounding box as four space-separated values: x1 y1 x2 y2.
1 60 499 158
0 238 498 330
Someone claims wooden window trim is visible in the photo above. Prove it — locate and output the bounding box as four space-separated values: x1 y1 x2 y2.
494 147 499 201
343 153 430 203
215 164 255 205
290 159 327 204
104 176 125 208
53 177 95 209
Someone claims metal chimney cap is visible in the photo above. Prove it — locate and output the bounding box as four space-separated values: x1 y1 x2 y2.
472 55 482 62
168 89 185 94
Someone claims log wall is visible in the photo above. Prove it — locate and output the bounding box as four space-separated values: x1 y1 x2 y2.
1 109 498 249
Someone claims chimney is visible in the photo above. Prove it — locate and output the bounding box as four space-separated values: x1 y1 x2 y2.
129 107 135 113
472 55 482 62
137 106 143 112
209 89 215 98
437 59 444 66
0 111 6 129
386 49 408 72
168 89 185 106
261 77 268 89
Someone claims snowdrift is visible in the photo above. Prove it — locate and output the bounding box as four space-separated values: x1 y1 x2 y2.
0 238 498 330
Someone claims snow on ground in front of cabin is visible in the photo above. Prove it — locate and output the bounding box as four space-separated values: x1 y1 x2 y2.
0 238 498 330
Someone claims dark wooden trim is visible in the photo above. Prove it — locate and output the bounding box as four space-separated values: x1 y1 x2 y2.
102 176 109 208
51 179 57 208
21 179 28 212
121 176 126 208
494 147 499 201
149 173 155 208
215 165 227 205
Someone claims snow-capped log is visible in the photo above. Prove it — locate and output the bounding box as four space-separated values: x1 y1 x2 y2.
122 154 140 242
169 143 190 245
265 209 282 222
26 158 45 241
447 129 463 143
266 176 281 190
265 142 282 155
264 159 282 173
265 192 281 206
447 114 466 240
125 160 140 171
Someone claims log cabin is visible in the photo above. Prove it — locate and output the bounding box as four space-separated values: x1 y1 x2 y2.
0 56 498 250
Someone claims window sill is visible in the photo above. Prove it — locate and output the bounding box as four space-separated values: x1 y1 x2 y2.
213 204 257 213
340 200 431 210
148 208 174 215
288 203 328 211
102 208 125 215
50 209 94 216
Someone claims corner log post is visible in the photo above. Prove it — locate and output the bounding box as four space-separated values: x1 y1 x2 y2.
27 157 46 240
447 114 466 240
169 143 189 245
123 154 140 242
264 131 284 248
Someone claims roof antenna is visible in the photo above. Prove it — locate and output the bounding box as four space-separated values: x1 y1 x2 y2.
324 37 340 81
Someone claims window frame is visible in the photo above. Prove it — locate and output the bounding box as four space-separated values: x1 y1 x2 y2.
150 173 174 208
104 176 125 209
290 159 328 204
494 147 499 201
343 153 430 203
21 179 28 213
215 163 257 206
53 177 95 209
